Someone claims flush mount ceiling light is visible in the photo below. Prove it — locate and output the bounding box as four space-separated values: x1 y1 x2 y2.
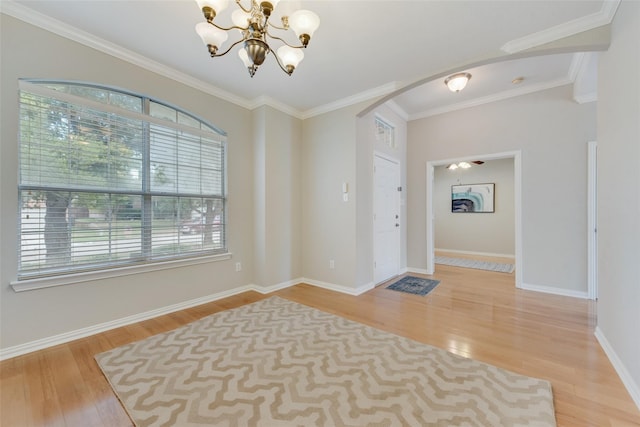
195 0 320 77
446 160 484 170
447 162 471 170
444 72 472 92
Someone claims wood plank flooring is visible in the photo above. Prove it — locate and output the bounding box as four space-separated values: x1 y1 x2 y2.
2 260 639 426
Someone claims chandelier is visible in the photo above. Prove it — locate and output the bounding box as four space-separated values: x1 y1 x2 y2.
194 0 320 77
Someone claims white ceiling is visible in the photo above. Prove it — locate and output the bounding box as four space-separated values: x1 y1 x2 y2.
2 0 612 119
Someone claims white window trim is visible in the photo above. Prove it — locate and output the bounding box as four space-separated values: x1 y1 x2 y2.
16 80 229 285
11 252 232 292
19 81 227 141
374 114 396 149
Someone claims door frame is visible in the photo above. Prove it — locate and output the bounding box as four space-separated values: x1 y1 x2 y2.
373 152 401 284
426 150 522 289
587 141 598 300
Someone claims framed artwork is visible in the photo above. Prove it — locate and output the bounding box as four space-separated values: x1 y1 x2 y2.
451 183 495 213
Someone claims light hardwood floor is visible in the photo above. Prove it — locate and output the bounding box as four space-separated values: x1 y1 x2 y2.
2 261 640 426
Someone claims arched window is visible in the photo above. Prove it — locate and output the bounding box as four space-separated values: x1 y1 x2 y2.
18 80 227 280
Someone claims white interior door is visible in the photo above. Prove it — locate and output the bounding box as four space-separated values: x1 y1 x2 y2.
374 154 400 284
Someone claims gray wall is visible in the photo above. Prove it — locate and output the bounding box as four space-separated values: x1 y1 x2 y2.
0 15 295 349
434 158 515 256
356 106 408 288
253 106 302 287
596 0 640 407
408 85 596 294
299 101 409 293
300 105 360 289
3 6 640 408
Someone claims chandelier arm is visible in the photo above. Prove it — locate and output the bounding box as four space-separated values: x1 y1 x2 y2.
267 21 287 31
234 0 253 13
209 21 249 32
210 38 247 57
270 47 294 75
265 32 305 49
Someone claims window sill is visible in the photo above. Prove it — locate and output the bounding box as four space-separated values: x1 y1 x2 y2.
10 253 232 292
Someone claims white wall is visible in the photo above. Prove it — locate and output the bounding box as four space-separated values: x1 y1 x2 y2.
434 158 514 256
408 85 596 295
596 0 640 408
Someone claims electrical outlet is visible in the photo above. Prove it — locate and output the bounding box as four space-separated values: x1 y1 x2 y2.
235 262 242 272
329 260 335 269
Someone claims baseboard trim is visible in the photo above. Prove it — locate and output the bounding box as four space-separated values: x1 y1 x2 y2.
595 327 640 411
299 277 373 296
0 277 376 360
406 267 431 275
435 248 515 259
518 282 589 299
7 276 590 360
250 278 300 294
0 284 260 361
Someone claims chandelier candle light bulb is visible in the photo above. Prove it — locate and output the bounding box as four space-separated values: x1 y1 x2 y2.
288 10 320 46
195 22 229 55
194 0 319 77
277 46 304 74
196 0 229 21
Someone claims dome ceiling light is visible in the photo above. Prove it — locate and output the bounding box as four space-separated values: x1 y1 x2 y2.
446 160 485 170
444 72 472 92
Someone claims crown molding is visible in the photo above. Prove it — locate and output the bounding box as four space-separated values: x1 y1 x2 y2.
2 0 608 122
1 1 255 110
1 1 406 121
249 95 303 119
568 52 587 82
384 100 410 122
300 82 401 120
250 83 403 120
572 52 598 104
574 92 597 104
409 77 573 121
501 0 621 54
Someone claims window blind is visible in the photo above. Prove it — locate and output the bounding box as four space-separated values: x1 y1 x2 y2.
18 81 227 279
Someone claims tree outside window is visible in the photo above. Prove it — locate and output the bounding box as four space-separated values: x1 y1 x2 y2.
18 81 227 279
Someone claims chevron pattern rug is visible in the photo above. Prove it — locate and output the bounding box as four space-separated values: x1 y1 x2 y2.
95 297 555 427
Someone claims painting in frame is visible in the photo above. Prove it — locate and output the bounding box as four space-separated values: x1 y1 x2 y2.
451 183 495 213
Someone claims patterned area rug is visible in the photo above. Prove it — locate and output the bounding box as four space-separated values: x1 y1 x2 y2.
95 297 556 427
435 256 515 273
386 276 440 296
